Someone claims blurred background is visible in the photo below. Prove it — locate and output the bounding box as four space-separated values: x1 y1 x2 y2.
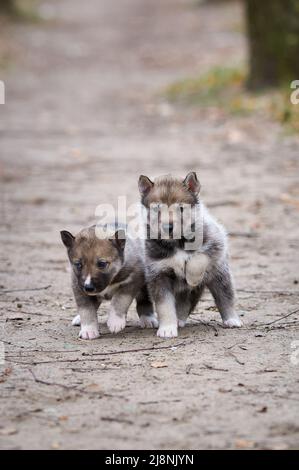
1 0 298 242
1 0 298 191
1 0 299 450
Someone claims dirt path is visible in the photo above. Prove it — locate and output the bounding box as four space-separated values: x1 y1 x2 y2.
1 0 299 450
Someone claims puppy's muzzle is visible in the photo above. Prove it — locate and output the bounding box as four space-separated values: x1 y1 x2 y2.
84 281 96 294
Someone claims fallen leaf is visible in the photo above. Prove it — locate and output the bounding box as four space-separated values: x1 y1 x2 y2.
280 193 299 209
0 427 18 436
271 443 289 450
235 439 254 449
58 415 69 421
28 197 46 206
51 442 61 449
70 147 81 157
0 367 12 383
257 406 268 413
150 361 168 368
84 383 102 392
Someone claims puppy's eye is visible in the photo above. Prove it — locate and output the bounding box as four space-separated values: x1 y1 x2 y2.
96 260 109 269
73 260 82 270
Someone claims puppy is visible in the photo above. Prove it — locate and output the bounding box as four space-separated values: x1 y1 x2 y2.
138 172 242 338
60 225 157 339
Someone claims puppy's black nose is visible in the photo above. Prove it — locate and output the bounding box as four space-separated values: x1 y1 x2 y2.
84 283 95 293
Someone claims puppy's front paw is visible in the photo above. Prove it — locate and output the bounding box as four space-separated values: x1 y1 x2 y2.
139 314 159 329
178 319 186 328
223 316 243 328
157 324 178 338
79 323 100 340
72 314 81 326
107 312 126 334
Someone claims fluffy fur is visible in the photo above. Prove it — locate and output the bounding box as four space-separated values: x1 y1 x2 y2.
61 225 157 340
138 172 242 338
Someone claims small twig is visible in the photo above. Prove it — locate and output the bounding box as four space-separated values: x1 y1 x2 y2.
28 369 121 399
208 200 239 208
138 399 181 405
243 386 299 402
6 317 24 322
203 363 229 372
5 309 51 317
0 339 24 346
6 349 81 358
6 358 81 365
189 316 219 335
186 363 228 374
229 231 258 238
237 289 299 296
7 312 43 317
186 366 229 375
0 285 51 295
29 368 74 391
7 342 191 365
226 342 245 350
256 369 277 374
70 367 114 373
81 341 190 357
101 416 133 425
263 308 299 326
227 351 245 365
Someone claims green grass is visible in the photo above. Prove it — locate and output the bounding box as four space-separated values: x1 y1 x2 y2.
0 0 42 70
0 0 41 22
164 66 299 133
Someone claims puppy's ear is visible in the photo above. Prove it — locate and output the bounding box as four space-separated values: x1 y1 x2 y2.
138 175 154 196
60 230 75 248
110 229 126 252
183 171 201 195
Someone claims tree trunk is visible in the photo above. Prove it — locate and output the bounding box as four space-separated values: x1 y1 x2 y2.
246 0 299 89
0 0 16 14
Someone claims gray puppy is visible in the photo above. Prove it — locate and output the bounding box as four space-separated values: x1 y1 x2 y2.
138 172 242 339
61 225 157 339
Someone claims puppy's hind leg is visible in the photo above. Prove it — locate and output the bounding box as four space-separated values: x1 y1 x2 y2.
207 262 242 328
176 285 204 327
177 284 205 327
176 290 191 328
136 286 158 329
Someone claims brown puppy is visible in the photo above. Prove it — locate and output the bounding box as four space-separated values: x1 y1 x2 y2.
61 225 157 339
